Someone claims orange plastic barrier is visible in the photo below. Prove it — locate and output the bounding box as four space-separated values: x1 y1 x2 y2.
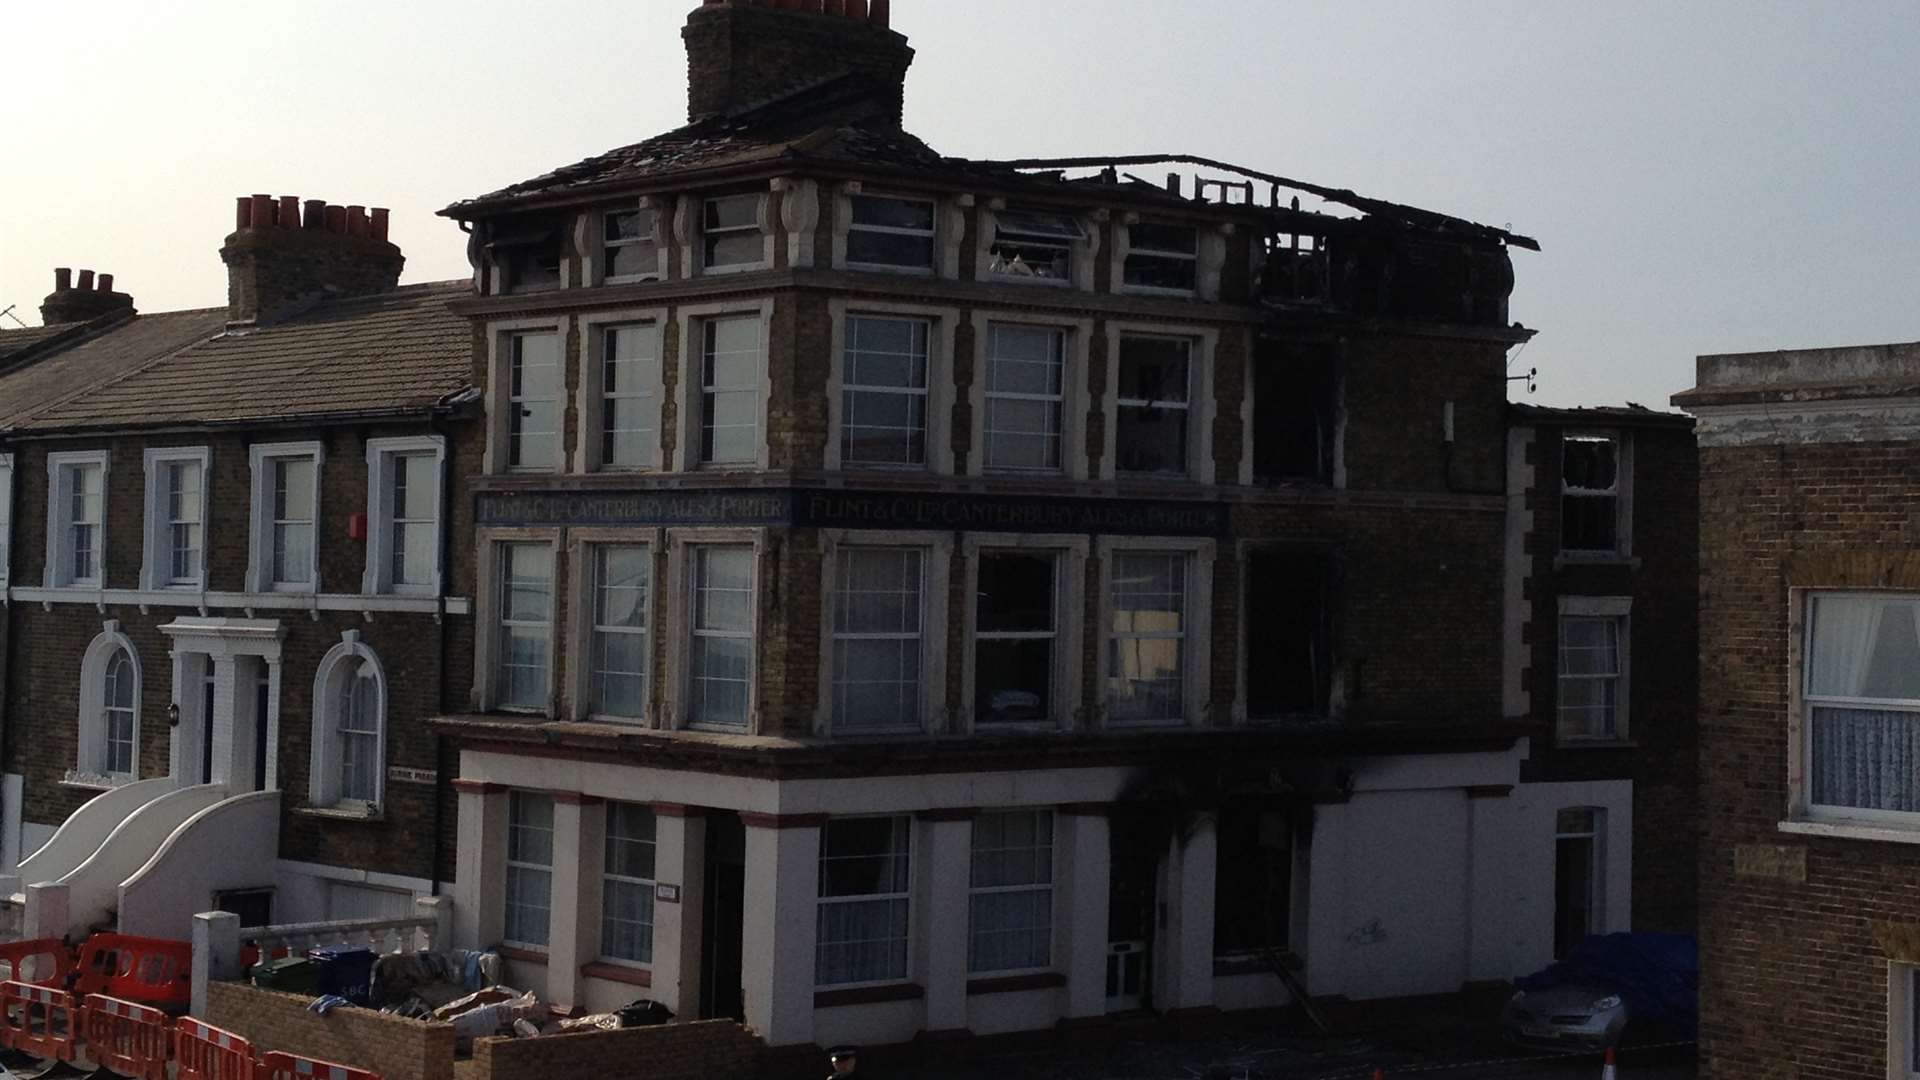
0 938 73 987
175 1018 255 1080
0 980 81 1061
256 1051 383 1080
73 935 192 1011
82 994 172 1080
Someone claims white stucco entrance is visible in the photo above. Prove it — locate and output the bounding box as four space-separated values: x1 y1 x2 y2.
160 617 285 792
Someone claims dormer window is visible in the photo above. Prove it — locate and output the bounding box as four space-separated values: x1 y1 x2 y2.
492 224 563 294
847 194 936 271
703 194 763 270
989 209 1082 281
1124 222 1199 293
604 209 660 282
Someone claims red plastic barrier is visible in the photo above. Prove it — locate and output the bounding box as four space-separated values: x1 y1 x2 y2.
0 980 81 1061
175 1017 255 1080
73 935 192 1011
82 994 172 1080
0 938 73 988
256 1051 384 1080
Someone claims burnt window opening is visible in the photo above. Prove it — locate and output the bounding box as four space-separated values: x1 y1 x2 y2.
1244 548 1335 719
975 551 1060 726
604 208 660 282
1213 800 1294 955
491 223 563 294
1115 334 1193 476
1561 434 1620 553
1262 230 1331 306
1251 345 1338 484
989 208 1082 281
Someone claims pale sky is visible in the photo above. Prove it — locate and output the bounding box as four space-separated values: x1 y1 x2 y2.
4 1 1917 409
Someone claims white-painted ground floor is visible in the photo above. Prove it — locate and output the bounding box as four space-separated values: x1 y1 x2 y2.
447 739 1632 1049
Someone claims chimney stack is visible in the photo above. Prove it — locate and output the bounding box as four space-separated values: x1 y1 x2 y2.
219 192 404 327
40 267 135 325
683 0 914 126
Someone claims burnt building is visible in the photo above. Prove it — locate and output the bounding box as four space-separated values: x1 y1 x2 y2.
426 0 1566 1055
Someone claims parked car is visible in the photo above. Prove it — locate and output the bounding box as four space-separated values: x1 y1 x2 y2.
1502 933 1699 1052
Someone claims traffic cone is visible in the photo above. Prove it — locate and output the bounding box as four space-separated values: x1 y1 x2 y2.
1600 1046 1617 1079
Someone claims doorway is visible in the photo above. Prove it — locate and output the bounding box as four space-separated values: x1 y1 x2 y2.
200 667 216 785
699 811 746 1021
1106 813 1158 1012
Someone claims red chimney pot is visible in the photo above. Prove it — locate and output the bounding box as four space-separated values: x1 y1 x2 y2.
97 273 114 293
235 197 252 231
249 194 275 229
76 270 95 291
869 0 888 26
370 208 391 242
278 196 301 229
304 200 327 229
326 205 349 233
54 268 72 292
347 206 369 237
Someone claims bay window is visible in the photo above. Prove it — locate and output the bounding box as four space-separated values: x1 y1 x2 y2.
816 816 911 986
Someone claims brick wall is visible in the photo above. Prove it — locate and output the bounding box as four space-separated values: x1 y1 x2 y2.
1694 439 1920 1079
471 1020 763 1080
204 982 455 1080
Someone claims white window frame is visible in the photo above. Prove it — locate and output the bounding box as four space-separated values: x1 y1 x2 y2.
1101 322 1221 483
1553 806 1606 956
1116 216 1201 297
309 630 386 813
475 530 562 715
826 300 960 474
696 192 772 276
45 449 109 590
598 202 665 285
1890 962 1920 1080
577 309 667 474
842 191 938 275
1784 589 1920 837
246 442 323 594
600 801 658 966
815 814 914 989
960 533 1089 734
364 435 446 597
1556 596 1632 745
484 317 571 475
967 809 1057 976
567 531 660 725
814 531 954 737
673 301 773 472
1559 429 1633 560
140 447 211 591
968 314 1095 480
1 452 17 589
1097 538 1216 729
504 790 555 949
664 530 766 733
75 620 140 785
977 203 1097 289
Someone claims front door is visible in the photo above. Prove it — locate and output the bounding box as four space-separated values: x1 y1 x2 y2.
200 669 216 785
699 811 746 1021
1107 816 1158 1012
253 670 271 792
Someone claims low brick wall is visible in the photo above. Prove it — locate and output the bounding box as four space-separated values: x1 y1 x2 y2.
470 1020 763 1080
203 983 456 1080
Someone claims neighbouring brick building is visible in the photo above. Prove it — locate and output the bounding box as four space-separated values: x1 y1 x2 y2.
417 0 1644 1059
1505 405 1700 949
0 201 477 937
1676 341 1920 1080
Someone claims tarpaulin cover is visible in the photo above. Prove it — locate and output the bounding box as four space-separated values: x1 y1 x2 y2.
1515 933 1699 1033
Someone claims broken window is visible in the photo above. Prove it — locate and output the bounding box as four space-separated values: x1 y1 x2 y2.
1213 801 1293 955
603 208 659 282
1124 222 1198 292
1115 335 1192 476
989 208 1081 281
848 194 936 271
1251 344 1337 484
1243 548 1334 719
703 194 763 270
1561 434 1620 553
975 552 1058 726
491 223 562 294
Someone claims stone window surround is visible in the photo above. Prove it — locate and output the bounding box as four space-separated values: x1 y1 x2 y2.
474 528 565 716
973 199 1106 293
1556 595 1633 747
1557 428 1635 563
363 434 447 598
161 615 286 794
574 307 669 475
309 629 387 814
565 528 665 726
0 451 13 588
676 187 776 279
830 184 945 278
662 528 769 735
958 532 1091 735
825 298 962 476
140 446 212 592
484 316 573 476
1093 536 1217 730
44 448 110 590
672 299 775 473
72 619 142 786
581 198 670 287
965 311 1097 482
246 441 325 594
1099 321 1221 485
812 530 956 738
1109 214 1233 302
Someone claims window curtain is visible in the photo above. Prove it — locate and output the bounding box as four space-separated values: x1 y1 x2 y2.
1809 596 1882 696
814 898 908 984
1812 706 1920 811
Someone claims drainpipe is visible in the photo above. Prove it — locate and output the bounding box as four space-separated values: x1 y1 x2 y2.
429 416 454 897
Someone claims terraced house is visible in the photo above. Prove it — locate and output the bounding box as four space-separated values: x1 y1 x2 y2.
0 204 476 939
425 0 1593 1057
